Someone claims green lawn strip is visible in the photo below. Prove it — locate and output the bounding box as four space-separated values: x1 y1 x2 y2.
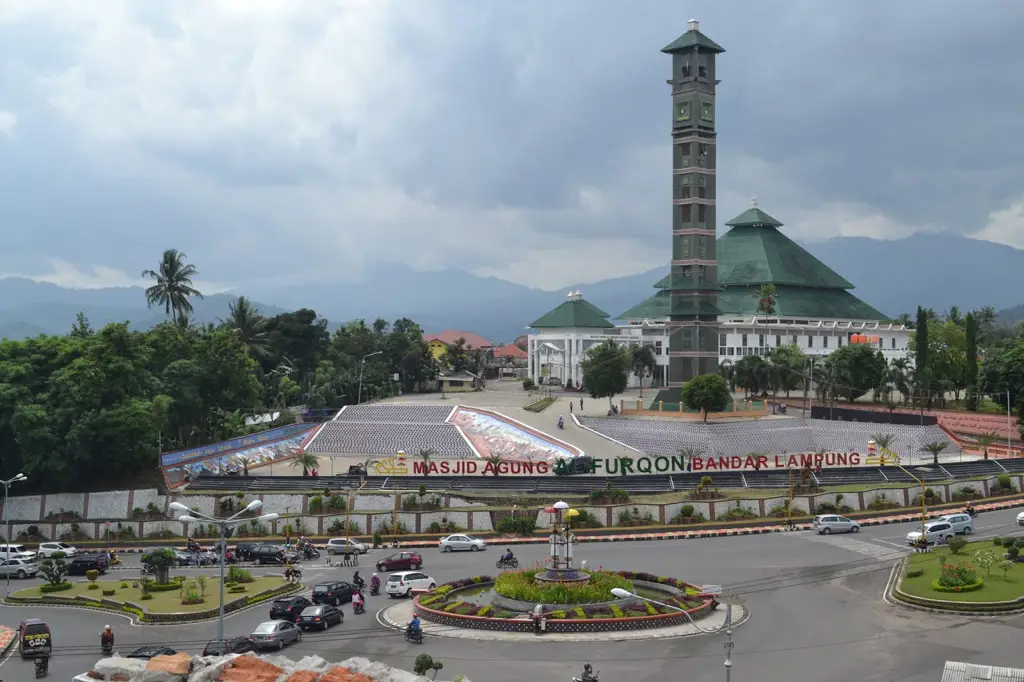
11 576 287 613
523 397 556 412
901 542 1023 603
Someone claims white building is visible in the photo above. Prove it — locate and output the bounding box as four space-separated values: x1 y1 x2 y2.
526 204 911 388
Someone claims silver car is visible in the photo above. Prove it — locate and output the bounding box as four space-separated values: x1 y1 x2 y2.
812 515 860 534
439 534 487 552
249 620 302 651
0 557 39 579
906 521 955 546
326 538 368 555
37 542 78 559
938 513 973 535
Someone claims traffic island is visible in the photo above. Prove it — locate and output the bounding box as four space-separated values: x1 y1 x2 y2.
890 539 1024 614
6 576 299 623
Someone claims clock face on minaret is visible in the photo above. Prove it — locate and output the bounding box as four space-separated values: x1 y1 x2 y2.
663 19 724 388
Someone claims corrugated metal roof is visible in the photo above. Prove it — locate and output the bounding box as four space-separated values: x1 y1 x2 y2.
943 660 1024 682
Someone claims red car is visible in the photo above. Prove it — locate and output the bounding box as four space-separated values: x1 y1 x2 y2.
376 551 423 572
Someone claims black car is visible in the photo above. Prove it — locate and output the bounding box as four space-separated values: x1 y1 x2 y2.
269 595 312 622
203 637 256 656
297 604 344 631
126 646 177 659
251 544 297 565
234 542 261 561
68 553 109 575
311 581 354 606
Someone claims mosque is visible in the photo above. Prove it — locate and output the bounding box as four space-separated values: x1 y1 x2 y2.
525 20 910 395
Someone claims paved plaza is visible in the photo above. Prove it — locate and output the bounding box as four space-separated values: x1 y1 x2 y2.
6 508 1024 681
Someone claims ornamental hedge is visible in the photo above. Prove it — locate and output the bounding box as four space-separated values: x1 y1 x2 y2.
494 570 634 605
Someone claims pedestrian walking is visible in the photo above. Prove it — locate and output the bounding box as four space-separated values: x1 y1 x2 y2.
580 397 584 411
569 402 573 414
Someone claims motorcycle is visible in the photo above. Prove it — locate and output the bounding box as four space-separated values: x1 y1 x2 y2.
405 626 423 644
557 417 564 430
353 574 366 590
140 563 155 576
496 557 519 569
965 507 978 518
34 656 49 678
353 599 365 615
109 552 122 566
284 567 303 583
101 641 113 656
303 547 321 560
369 583 380 596
572 663 599 682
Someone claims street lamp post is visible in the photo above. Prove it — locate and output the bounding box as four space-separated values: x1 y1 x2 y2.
169 500 279 644
3 473 28 598
611 588 734 681
895 465 935 548
357 351 383 405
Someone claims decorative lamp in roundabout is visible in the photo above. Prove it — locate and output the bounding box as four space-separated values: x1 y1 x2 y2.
537 501 590 588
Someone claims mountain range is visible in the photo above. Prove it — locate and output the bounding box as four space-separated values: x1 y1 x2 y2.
1 233 1021 343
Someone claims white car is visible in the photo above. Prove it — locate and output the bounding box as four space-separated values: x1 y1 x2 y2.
385 571 436 598
37 542 79 559
906 521 955 546
325 538 368 555
937 514 973 535
812 515 859 534
1017 511 1024 526
439 534 487 552
0 544 38 562
0 557 39 579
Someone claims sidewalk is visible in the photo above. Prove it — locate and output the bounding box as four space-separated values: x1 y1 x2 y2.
104 496 1024 553
0 625 14 654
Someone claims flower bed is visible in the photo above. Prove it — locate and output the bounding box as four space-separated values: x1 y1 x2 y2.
414 572 715 633
495 569 634 605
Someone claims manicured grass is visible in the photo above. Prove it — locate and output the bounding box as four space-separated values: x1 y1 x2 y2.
901 541 1024 602
12 577 287 613
524 397 556 412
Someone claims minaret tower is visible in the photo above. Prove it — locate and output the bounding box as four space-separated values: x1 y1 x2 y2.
663 19 724 391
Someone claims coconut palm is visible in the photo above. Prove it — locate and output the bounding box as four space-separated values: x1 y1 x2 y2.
974 431 998 460
630 344 657 398
920 440 949 466
418 448 436 477
485 454 503 476
291 452 320 475
755 284 777 319
221 296 271 359
142 249 204 324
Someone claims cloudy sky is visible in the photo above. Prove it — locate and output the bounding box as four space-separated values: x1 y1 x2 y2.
1 0 1022 292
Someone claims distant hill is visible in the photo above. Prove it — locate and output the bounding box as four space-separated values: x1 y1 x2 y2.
2 233 1022 341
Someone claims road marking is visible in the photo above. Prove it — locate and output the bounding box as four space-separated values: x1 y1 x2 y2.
802 533 908 561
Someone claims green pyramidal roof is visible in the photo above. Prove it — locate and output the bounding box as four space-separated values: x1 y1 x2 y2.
662 25 725 54
530 297 615 329
717 207 854 289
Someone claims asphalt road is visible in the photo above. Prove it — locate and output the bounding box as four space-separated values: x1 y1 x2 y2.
4 508 1024 682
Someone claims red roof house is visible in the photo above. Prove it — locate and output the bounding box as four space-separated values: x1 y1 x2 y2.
424 330 494 349
492 343 527 359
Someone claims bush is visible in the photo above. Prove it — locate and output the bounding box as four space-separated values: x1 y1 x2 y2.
1008 547 1020 560
588 482 629 504
102 589 115 596
994 537 1004 546
937 562 978 589
998 474 1013 490
1003 537 1016 548
524 397 556 412
1013 539 1024 549
181 589 204 605
227 566 254 584
495 517 536 536
141 594 153 601
816 502 838 514
571 509 603 528
327 519 361 535
522 378 535 390
616 508 655 527
87 583 99 590
372 531 382 548
375 519 410 535
905 569 924 579
680 504 695 518
119 582 128 589
494 569 634 605
40 582 73 594
309 495 324 513
948 537 968 554
228 585 247 593
931 577 984 593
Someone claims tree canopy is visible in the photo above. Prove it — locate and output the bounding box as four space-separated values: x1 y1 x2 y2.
681 373 731 421
0 297 437 493
580 340 629 407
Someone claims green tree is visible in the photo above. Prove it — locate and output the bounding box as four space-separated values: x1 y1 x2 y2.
630 345 657 396
733 355 768 397
681 374 731 422
824 344 886 402
768 344 807 397
965 312 979 411
580 340 629 409
141 548 176 585
920 440 949 466
38 550 69 586
915 306 930 403
975 431 998 460
142 249 204 324
221 296 271 360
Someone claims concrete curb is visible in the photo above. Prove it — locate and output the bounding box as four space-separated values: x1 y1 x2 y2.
95 497 1024 552
884 555 1024 617
0 625 14 654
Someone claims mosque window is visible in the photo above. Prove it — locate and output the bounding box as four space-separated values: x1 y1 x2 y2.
741 334 748 347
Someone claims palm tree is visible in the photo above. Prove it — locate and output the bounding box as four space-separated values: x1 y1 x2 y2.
893 312 914 328
974 431 998 460
920 440 949 466
485 454 503 476
291 452 320 475
872 433 895 462
944 306 963 327
678 447 703 472
142 249 204 324
718 360 736 392
221 296 271 359
418 448 436 477
755 284 777 320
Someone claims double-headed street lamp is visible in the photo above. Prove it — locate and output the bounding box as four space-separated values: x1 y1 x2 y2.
169 500 279 644
612 588 735 681
357 351 383 405
896 465 935 548
3 473 28 598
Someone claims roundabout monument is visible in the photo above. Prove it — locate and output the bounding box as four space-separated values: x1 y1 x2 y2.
380 500 746 642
